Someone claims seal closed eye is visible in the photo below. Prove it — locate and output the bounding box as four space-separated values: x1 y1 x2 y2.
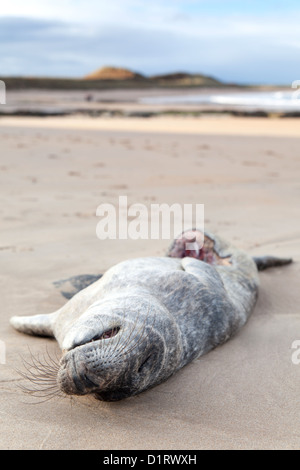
10 230 292 402
85 327 120 345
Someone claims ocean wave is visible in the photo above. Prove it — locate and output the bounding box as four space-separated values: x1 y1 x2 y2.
140 90 300 111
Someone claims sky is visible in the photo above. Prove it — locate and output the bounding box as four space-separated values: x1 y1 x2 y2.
1 0 300 84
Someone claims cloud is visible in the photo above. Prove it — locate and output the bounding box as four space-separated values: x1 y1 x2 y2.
1 6 300 84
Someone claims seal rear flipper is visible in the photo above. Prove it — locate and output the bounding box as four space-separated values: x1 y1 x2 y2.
253 256 293 271
10 313 55 337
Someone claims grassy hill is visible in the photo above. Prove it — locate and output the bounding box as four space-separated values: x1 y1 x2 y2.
84 66 146 81
1 67 225 90
149 72 222 87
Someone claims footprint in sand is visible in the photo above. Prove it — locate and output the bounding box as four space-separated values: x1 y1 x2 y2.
0 245 33 252
0 246 16 252
242 160 266 167
198 144 211 150
109 184 128 190
264 150 281 159
21 197 38 202
120 139 131 146
3 216 21 221
74 212 94 218
26 176 38 184
93 162 106 168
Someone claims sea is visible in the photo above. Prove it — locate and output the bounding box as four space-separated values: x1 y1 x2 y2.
140 90 300 112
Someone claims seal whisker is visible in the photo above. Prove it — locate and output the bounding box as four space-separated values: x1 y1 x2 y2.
23 360 59 380
19 383 60 395
24 345 60 373
19 390 66 405
16 346 62 402
113 304 156 361
17 380 63 402
120 317 155 359
122 302 151 350
20 356 58 381
96 312 157 395
21 355 59 382
17 381 63 402
111 308 146 360
18 367 58 387
109 298 134 357
91 307 151 395
103 305 124 359
114 323 148 360
105 300 139 360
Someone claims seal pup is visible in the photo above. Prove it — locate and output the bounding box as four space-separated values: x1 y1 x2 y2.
10 230 292 402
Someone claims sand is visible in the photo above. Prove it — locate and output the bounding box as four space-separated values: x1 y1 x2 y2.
0 114 300 450
2 115 300 137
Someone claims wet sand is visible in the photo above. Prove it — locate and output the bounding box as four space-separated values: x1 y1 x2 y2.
2 115 300 136
0 115 300 449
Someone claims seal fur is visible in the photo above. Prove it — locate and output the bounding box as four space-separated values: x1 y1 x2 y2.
10 230 292 401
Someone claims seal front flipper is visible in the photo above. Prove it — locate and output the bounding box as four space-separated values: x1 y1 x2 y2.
10 312 56 337
253 256 293 271
181 256 225 288
53 274 102 299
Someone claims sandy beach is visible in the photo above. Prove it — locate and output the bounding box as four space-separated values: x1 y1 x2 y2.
2 114 300 137
1 113 300 449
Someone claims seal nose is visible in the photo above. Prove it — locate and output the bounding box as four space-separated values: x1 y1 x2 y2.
59 350 99 395
72 370 98 394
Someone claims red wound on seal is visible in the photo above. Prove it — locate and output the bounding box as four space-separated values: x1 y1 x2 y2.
167 230 231 266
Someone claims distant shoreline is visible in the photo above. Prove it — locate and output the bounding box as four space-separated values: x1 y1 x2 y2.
1 109 300 118
0 75 287 91
2 86 298 118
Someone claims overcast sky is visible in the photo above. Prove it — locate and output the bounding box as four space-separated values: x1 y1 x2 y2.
1 0 300 84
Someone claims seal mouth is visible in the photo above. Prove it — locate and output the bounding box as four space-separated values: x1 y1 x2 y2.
138 354 152 373
82 374 99 390
167 230 232 266
94 388 133 402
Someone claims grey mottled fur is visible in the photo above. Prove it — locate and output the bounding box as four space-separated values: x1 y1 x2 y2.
10 232 291 401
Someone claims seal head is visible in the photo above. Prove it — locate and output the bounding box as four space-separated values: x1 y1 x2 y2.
57 292 182 401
